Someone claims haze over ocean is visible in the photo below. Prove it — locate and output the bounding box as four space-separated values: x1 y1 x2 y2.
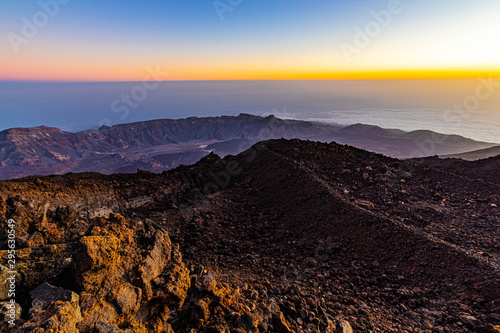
1 79 499 143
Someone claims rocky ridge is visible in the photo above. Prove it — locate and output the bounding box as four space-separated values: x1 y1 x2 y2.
0 139 499 332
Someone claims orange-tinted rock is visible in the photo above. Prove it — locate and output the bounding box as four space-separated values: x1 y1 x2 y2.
336 320 353 333
113 284 142 316
191 298 211 326
140 230 171 289
26 232 45 248
16 301 81 333
272 311 292 333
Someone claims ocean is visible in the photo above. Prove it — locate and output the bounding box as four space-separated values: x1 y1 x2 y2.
1 79 499 143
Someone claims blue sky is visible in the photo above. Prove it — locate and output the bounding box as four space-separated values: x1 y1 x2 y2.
0 0 499 80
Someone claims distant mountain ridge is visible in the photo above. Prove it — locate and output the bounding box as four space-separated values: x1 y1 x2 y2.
0 114 497 179
440 145 500 161
0 114 338 179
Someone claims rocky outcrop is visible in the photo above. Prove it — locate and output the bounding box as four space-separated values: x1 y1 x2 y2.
70 214 184 332
0 212 189 332
1 209 327 332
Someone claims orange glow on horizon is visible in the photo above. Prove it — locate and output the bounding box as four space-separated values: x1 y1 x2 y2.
2 69 500 82
2 55 499 82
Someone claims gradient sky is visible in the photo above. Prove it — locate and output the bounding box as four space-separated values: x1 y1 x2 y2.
1 0 499 81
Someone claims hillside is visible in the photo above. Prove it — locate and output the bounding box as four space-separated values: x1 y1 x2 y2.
440 146 500 161
0 139 499 332
336 124 496 159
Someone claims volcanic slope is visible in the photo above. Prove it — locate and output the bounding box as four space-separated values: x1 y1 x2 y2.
0 139 499 332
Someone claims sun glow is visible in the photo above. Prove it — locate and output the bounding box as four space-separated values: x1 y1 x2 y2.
0 1 499 81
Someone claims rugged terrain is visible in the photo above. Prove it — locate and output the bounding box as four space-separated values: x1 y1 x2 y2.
0 139 499 332
0 114 496 180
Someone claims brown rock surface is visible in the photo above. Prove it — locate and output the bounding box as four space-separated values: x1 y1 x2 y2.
0 139 499 332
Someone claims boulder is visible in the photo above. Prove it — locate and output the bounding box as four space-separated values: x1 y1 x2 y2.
191 298 211 326
336 320 353 333
0 301 22 322
162 260 191 309
30 282 80 314
14 300 80 333
77 298 119 332
75 236 120 272
0 264 13 300
73 235 121 292
113 283 142 315
140 229 172 287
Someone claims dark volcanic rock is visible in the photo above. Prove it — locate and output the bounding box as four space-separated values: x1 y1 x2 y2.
0 139 499 332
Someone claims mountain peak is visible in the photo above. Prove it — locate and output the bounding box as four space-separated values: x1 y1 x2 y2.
1 125 63 135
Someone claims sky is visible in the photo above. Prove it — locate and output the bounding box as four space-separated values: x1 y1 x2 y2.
1 0 500 81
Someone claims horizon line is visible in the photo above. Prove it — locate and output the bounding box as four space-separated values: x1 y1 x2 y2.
2 77 500 84
3 68 500 83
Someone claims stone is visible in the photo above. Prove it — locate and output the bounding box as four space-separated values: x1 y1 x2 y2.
14 300 81 333
258 322 269 332
30 282 80 314
0 264 14 300
26 232 45 248
200 272 217 293
75 236 120 272
140 230 172 286
324 319 336 333
77 299 119 332
192 298 211 325
0 301 21 322
73 235 121 292
162 260 191 309
355 199 375 210
336 320 353 333
95 321 132 333
272 311 291 333
113 283 142 315
233 312 259 331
